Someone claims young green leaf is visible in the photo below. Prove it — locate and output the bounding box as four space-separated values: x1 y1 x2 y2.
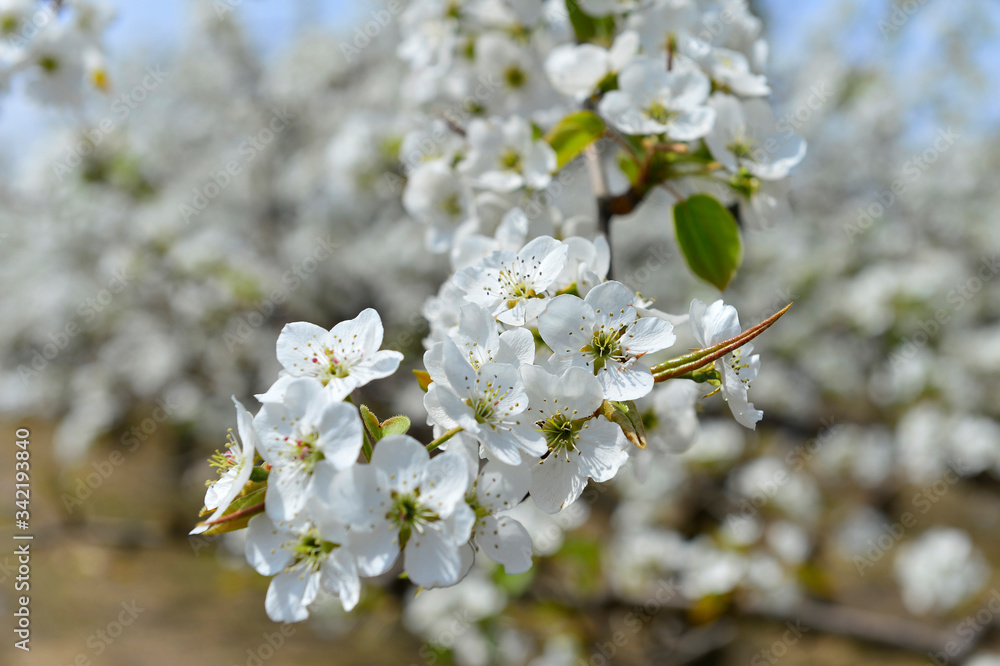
380 415 411 437
359 404 383 441
673 194 743 290
544 110 606 170
564 0 616 45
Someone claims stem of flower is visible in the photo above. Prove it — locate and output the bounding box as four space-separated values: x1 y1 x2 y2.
426 427 462 452
586 143 615 279
201 500 265 528
346 394 375 462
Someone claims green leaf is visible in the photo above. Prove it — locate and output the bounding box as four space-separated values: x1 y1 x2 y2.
359 405 383 441
360 407 411 441
381 415 411 437
673 194 743 290
564 0 616 45
544 111 606 170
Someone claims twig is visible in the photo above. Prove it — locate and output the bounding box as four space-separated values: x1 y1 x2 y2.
586 143 615 279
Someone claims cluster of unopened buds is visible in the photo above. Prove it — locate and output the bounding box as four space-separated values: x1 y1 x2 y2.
192 228 790 622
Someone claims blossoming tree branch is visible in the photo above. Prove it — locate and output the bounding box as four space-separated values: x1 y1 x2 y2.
190 0 803 623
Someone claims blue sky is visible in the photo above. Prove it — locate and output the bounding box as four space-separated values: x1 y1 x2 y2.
1 0 995 162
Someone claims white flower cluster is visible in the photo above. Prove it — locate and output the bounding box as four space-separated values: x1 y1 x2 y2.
189 1 804 623
194 229 772 622
0 0 113 106
397 0 806 252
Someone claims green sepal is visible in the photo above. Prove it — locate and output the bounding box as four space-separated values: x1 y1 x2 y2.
193 481 266 535
413 369 433 392
599 399 647 449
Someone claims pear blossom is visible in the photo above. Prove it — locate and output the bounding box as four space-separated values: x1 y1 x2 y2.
689 298 763 429
403 160 475 252
894 528 990 615
254 378 364 523
454 235 568 326
539 281 676 401
459 116 557 192
245 514 360 621
462 460 534 574
705 93 806 181
191 397 258 535
424 340 546 465
702 46 770 97
423 302 534 385
473 32 551 114
450 206 529 271
643 379 701 454
317 435 474 588
551 235 611 295
598 57 715 140
520 365 630 513
544 30 639 99
257 309 403 403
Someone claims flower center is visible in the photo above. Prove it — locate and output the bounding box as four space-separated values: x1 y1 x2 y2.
730 166 760 198
540 414 580 453
728 349 752 385
389 491 439 548
583 328 622 372
467 397 496 424
504 65 526 89
646 101 677 124
1 15 19 35
312 347 354 383
728 134 758 160
208 429 241 474
291 531 339 572
39 55 59 73
439 193 463 219
288 432 325 471
498 148 523 173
